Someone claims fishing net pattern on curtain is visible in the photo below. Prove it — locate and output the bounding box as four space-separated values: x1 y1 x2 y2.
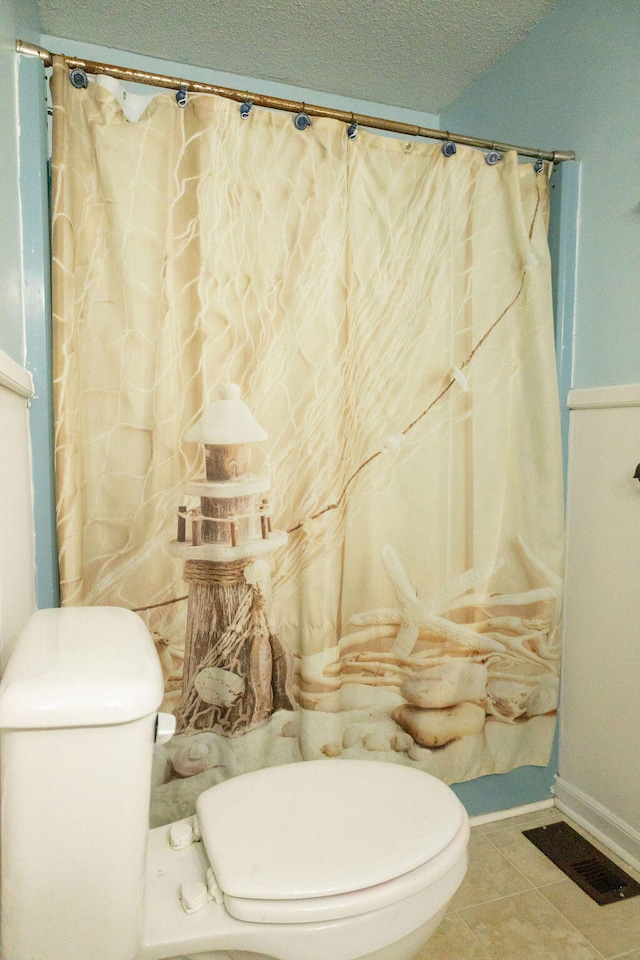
50 58 564 826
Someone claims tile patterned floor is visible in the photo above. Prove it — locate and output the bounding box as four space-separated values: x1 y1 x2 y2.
416 808 640 960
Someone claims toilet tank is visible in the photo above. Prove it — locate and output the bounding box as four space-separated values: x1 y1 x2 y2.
0 607 165 960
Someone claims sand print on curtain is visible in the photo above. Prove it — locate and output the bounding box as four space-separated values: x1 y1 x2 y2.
50 58 564 827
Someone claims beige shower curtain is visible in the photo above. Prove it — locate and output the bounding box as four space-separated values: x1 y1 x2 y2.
50 58 564 824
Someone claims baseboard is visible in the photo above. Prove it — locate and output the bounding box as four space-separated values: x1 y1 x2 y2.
554 776 640 872
469 798 555 828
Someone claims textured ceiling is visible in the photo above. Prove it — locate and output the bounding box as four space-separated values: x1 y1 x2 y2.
37 0 559 113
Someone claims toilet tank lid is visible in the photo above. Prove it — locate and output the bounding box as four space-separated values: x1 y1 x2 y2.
0 607 165 729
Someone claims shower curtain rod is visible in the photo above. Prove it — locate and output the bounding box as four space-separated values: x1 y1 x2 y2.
17 39 575 163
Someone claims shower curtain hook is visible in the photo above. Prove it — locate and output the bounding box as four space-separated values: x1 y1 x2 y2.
485 142 503 165
176 83 188 107
69 67 89 89
441 133 457 157
240 93 253 118
347 112 358 140
534 151 545 174
294 102 312 130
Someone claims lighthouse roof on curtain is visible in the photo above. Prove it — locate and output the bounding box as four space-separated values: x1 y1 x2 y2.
185 383 268 445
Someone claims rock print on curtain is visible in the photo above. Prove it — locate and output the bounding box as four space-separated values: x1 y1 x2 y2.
50 58 564 827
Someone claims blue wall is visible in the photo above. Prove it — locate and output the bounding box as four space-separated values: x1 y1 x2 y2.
0 0 58 606
20 55 59 609
0 0 39 362
442 0 640 389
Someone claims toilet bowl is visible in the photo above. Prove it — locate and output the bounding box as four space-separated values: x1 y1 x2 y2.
142 759 469 960
0 607 469 960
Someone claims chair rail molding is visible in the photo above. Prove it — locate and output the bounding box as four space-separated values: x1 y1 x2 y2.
0 348 34 399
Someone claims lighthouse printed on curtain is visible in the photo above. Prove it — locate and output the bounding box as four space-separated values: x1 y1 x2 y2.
169 383 295 738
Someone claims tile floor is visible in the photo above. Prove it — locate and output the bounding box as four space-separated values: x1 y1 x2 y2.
417 808 640 960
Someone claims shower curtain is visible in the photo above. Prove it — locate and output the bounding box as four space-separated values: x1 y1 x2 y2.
50 58 564 826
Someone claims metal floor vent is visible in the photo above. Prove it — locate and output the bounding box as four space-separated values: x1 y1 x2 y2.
523 820 640 905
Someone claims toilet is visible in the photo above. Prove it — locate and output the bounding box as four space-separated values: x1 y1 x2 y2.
0 607 469 960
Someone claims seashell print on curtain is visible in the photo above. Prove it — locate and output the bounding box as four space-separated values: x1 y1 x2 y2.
50 58 564 827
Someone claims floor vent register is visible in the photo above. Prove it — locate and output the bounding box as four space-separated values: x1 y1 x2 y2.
523 820 640 905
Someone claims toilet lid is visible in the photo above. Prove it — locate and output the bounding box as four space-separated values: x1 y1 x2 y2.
196 759 463 903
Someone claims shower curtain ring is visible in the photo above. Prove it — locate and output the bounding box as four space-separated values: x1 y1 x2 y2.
485 142 502 165
240 93 253 118
294 103 311 130
441 133 457 157
347 112 358 140
69 67 89 89
534 151 544 174
176 83 188 107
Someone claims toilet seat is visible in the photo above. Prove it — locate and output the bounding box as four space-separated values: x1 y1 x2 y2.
195 759 467 924
222 814 469 924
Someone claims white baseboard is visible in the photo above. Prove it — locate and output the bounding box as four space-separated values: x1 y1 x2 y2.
469 798 555 828
554 776 640 872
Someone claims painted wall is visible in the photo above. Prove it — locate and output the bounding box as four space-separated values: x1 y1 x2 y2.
0 0 38 362
0 364 36 665
442 0 640 390
0 0 41 658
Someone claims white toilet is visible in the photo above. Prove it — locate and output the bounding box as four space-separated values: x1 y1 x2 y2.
0 607 469 960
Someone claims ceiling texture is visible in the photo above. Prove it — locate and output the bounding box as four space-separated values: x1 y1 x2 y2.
36 0 559 114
